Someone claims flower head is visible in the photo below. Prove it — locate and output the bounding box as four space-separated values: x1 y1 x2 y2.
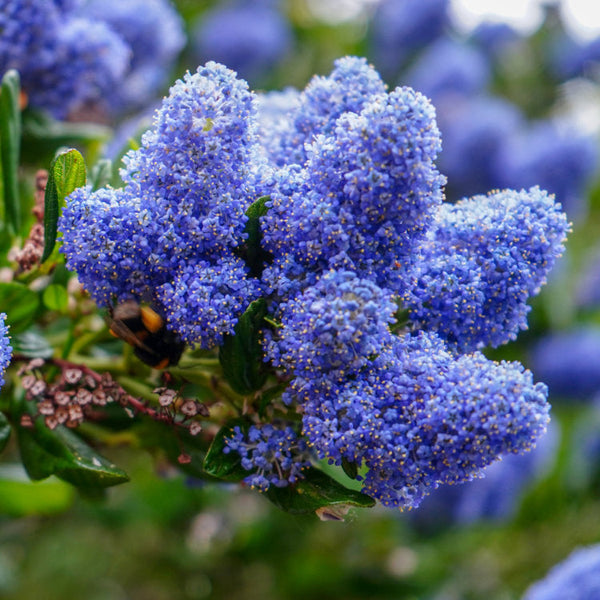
60 63 263 348
224 423 311 491
292 332 549 508
0 314 12 391
59 58 567 510
405 187 569 352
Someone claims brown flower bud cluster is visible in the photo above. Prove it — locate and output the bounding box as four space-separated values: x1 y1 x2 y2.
19 358 124 430
11 171 48 274
153 386 208 437
18 359 210 442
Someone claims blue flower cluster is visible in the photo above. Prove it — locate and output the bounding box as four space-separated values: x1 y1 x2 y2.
60 57 569 508
284 325 550 508
0 314 11 391
404 187 568 352
0 0 184 120
60 63 264 348
261 57 445 296
378 17 600 219
412 421 559 529
224 423 311 491
523 544 600 600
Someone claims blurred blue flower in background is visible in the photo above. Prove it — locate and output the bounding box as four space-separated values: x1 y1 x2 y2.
530 328 600 401
405 37 491 100
436 96 524 199
79 0 185 114
193 0 292 85
370 0 450 80
0 0 184 120
495 119 598 220
523 543 600 600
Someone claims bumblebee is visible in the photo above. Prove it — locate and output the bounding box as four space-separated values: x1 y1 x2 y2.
107 301 184 369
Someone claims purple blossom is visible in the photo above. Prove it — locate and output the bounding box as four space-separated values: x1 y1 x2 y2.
524 544 600 600
0 314 11 391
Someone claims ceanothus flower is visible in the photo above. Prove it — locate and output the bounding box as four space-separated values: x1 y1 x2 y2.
60 57 568 507
224 423 311 491
0 314 11 391
288 331 549 508
262 59 445 297
404 187 569 353
262 56 389 167
523 544 600 600
265 270 397 377
60 62 263 348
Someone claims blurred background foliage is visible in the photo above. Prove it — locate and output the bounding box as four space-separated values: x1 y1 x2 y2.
4 0 600 598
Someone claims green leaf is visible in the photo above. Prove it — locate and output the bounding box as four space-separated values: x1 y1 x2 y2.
243 195 271 277
22 108 109 148
135 419 212 480
42 283 69 312
0 465 75 516
265 467 375 517
15 397 129 488
0 282 40 333
203 418 250 482
0 412 11 454
0 69 22 234
42 148 86 262
341 457 359 480
10 329 54 358
89 158 112 191
219 299 268 395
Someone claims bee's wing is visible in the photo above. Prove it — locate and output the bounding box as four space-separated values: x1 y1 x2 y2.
106 317 158 359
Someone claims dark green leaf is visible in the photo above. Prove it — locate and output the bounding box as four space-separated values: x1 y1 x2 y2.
243 195 271 277
0 282 40 333
52 427 129 488
0 412 11 454
15 397 129 488
135 419 212 480
42 148 86 262
265 467 375 516
203 418 250 482
0 465 75 516
341 457 359 480
0 69 22 233
89 158 112 191
219 299 268 395
42 283 69 312
10 329 54 358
